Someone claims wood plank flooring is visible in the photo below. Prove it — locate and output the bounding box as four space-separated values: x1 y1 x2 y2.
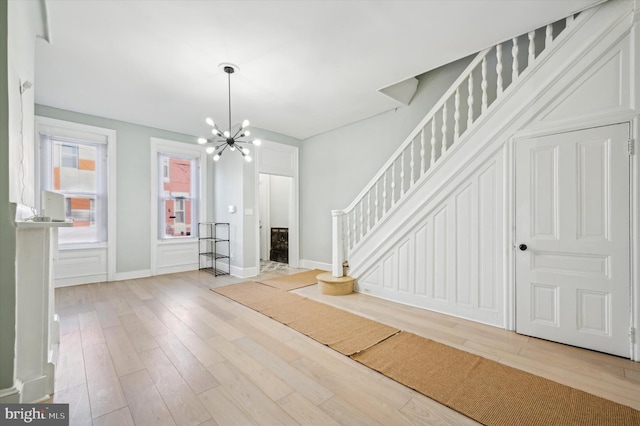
52 268 640 425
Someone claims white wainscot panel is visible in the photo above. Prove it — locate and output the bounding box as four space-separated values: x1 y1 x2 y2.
455 184 474 307
531 283 559 326
157 241 198 275
531 146 558 239
433 206 448 301
577 138 609 241
532 252 609 278
56 247 107 287
478 162 500 311
358 265 382 292
577 290 610 335
398 238 413 293
413 224 429 296
382 252 397 290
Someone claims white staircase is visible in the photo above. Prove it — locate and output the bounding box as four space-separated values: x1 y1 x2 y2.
331 0 636 327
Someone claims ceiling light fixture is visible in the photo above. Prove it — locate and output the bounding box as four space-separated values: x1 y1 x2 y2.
198 64 261 162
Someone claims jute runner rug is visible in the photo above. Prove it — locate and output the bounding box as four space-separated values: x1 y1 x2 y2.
212 280 640 425
213 281 399 355
352 331 640 426
257 269 325 291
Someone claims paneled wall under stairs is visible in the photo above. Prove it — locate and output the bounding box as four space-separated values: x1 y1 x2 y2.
357 148 505 327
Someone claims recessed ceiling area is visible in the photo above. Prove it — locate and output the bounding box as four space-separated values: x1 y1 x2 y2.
35 0 604 140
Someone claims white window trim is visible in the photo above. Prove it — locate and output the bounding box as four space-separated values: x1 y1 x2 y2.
150 137 207 275
35 116 117 281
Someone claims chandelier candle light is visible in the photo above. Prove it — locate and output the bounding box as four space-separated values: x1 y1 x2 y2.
198 64 261 162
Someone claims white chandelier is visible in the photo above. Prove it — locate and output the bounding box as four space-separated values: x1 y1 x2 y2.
198 64 261 162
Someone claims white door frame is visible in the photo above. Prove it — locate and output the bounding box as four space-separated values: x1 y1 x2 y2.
254 140 300 273
509 118 638 360
259 174 271 261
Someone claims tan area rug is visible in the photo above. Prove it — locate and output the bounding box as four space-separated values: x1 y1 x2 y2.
212 281 399 355
352 331 640 426
213 282 640 425
257 269 325 291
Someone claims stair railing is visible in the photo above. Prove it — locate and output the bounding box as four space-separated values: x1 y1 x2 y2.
331 15 578 277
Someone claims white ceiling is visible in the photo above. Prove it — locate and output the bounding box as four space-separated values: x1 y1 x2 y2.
35 0 604 141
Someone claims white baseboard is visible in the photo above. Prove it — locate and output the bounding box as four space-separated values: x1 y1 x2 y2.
0 385 20 403
54 273 107 288
231 265 258 279
155 263 198 276
114 269 152 281
299 259 331 271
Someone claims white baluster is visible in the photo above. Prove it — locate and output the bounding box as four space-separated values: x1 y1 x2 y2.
382 170 388 214
467 74 474 128
420 128 426 175
430 119 436 166
528 31 536 65
441 103 448 154
400 151 405 195
545 24 553 48
359 201 364 240
454 88 460 140
366 192 371 233
566 15 574 27
346 210 351 249
409 140 415 188
481 56 488 112
374 180 379 225
512 36 519 82
390 162 396 207
352 209 357 245
496 44 504 95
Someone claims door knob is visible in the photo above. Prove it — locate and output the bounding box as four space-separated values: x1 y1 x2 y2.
519 244 527 251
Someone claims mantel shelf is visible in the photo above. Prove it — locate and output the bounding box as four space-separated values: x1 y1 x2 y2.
16 221 74 229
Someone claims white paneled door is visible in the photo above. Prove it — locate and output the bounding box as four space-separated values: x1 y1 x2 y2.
515 124 630 357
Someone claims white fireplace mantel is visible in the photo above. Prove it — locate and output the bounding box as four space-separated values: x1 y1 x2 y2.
14 218 71 402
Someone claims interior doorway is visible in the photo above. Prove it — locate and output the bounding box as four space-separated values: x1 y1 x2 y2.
514 123 631 357
259 173 293 270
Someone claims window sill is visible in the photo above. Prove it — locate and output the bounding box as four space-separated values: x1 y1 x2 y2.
60 242 108 251
158 237 197 245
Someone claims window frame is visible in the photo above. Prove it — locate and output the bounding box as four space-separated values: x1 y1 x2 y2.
150 138 207 243
35 116 117 281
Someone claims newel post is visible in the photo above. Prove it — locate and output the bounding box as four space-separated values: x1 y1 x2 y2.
331 210 345 277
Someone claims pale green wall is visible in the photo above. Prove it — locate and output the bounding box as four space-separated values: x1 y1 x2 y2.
37 105 300 276
299 56 474 264
0 0 15 392
35 105 200 274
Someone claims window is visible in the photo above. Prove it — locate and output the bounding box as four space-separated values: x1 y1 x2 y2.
163 157 170 182
40 135 107 245
61 144 78 168
175 199 185 224
158 153 198 239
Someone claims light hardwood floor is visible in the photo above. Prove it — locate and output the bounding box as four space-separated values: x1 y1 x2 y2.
52 268 640 425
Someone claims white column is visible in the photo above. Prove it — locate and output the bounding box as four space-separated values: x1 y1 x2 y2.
332 210 345 277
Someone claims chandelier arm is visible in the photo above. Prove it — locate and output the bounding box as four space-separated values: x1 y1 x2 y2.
232 127 244 139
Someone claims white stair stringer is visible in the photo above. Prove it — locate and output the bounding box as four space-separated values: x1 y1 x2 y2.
345 0 636 328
